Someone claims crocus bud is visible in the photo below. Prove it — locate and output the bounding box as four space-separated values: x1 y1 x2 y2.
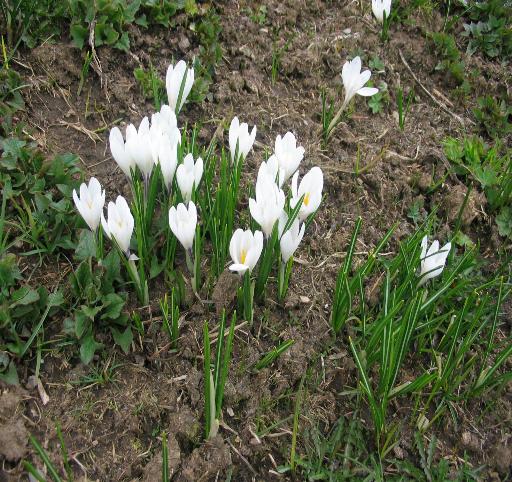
278 214 305 263
342 56 379 106
274 132 304 182
176 153 203 202
168 201 197 251
229 228 264 274
372 0 392 23
291 166 324 221
249 176 285 237
166 60 194 114
73 177 105 231
101 196 134 255
229 116 257 163
257 155 285 188
418 236 451 286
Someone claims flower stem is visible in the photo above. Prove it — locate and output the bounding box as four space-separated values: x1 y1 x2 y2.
326 98 349 140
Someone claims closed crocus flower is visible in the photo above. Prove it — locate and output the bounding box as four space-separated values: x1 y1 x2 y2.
126 117 154 179
109 126 137 178
73 177 105 231
291 167 324 221
249 177 286 237
151 104 178 139
169 201 197 251
229 116 257 163
101 196 134 255
156 138 179 192
372 0 392 23
166 60 194 114
229 228 264 274
278 214 305 263
274 132 304 183
342 56 379 106
257 155 285 188
176 153 203 202
418 236 451 286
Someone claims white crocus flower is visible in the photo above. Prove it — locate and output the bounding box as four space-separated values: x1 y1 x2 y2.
109 125 137 178
101 195 134 255
372 0 392 23
73 177 105 231
126 117 154 179
151 104 178 139
229 229 264 274
249 177 286 238
278 214 305 263
418 236 451 286
274 132 304 183
291 167 324 221
342 56 379 107
168 201 197 252
176 153 203 202
156 138 179 192
229 116 257 164
257 155 285 188
166 60 194 114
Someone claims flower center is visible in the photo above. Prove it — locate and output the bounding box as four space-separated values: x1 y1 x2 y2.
303 192 310 206
240 249 247 265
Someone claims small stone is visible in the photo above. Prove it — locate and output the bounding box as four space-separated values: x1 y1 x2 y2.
461 431 480 452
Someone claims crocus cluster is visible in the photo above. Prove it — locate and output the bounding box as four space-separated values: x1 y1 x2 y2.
229 129 324 289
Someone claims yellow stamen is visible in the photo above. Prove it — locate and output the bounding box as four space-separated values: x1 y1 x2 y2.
240 249 247 264
303 192 310 206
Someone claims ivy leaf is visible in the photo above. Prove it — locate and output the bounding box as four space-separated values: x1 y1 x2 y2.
80 333 103 365
0 361 19 386
9 287 39 308
496 207 512 238
111 326 133 354
75 229 97 261
101 293 125 320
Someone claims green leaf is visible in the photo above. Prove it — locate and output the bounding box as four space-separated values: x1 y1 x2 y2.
0 361 19 385
496 206 512 238
70 24 88 49
111 326 133 354
80 333 103 365
10 287 39 307
101 293 125 320
75 229 97 260
115 31 130 51
75 310 91 339
81 304 102 320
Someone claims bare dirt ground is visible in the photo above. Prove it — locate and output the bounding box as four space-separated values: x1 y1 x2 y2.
1 0 511 480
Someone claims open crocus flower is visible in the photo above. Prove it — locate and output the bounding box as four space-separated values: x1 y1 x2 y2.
372 0 392 23
342 56 379 107
274 132 304 183
249 177 286 237
278 213 305 263
168 201 197 251
257 155 285 188
229 228 264 274
176 153 203 202
73 177 105 231
101 195 134 255
418 236 451 286
166 60 194 114
291 166 324 221
229 116 257 164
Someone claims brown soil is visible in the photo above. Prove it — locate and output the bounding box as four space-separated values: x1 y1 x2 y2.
2 0 511 481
